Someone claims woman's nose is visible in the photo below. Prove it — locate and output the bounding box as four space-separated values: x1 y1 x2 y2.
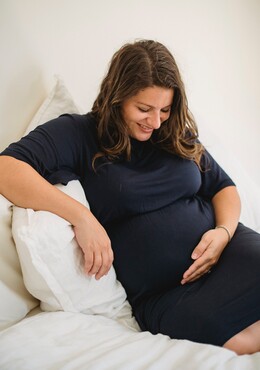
147 111 161 129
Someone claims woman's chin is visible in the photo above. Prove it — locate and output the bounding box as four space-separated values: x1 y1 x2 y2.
132 129 153 141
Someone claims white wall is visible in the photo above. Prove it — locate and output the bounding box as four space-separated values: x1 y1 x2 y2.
1 0 260 185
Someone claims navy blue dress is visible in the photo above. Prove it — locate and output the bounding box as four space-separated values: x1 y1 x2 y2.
1 113 260 346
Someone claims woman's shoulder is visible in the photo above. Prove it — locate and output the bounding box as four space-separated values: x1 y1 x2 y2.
36 112 98 139
54 112 97 130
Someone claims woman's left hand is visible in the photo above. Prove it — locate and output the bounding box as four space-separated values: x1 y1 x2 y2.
181 228 229 285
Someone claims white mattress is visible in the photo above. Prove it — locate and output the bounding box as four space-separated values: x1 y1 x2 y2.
0 310 259 370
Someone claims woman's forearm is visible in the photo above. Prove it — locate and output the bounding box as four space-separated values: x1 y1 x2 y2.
0 155 114 278
0 156 89 226
212 185 241 240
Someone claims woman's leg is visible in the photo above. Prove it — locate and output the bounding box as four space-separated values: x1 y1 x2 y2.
223 320 260 355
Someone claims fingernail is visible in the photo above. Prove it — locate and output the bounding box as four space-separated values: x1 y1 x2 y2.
192 253 198 259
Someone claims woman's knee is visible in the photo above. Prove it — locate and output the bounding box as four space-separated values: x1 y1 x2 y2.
223 321 260 355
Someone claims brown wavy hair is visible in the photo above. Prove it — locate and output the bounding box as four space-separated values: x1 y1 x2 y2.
92 39 204 168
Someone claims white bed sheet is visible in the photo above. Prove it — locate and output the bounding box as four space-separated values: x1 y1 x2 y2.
0 310 259 370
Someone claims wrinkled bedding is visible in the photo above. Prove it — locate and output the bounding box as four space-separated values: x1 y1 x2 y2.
0 311 259 370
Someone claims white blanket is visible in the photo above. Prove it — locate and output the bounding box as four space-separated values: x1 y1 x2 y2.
0 311 259 370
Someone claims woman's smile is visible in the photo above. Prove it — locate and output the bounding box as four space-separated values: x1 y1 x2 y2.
137 123 153 133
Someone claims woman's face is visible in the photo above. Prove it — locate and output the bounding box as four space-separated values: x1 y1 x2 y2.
122 86 174 141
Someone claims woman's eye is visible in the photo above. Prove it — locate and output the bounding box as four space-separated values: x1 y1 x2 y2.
138 107 149 113
137 107 170 113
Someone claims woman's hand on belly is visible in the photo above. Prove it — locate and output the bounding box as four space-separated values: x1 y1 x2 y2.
181 228 229 284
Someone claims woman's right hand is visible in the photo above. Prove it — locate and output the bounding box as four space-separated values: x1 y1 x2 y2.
73 212 114 280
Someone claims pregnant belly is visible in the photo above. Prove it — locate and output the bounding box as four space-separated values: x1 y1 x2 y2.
107 198 215 304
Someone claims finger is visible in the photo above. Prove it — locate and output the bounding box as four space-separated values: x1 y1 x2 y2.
182 255 212 284
84 250 94 274
183 255 207 278
182 263 197 280
181 264 210 284
95 249 114 280
187 269 212 283
186 266 213 283
191 235 211 260
88 253 103 276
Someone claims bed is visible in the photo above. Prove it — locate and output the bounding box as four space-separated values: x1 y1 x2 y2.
0 77 259 370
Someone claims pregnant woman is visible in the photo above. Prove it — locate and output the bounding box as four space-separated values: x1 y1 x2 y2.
1 39 259 355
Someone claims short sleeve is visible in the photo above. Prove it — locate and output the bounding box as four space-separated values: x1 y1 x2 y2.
0 114 91 185
198 150 235 200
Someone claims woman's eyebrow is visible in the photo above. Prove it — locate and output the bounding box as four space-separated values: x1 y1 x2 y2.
136 102 172 109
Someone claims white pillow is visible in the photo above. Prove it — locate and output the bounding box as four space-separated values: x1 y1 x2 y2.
0 76 79 330
0 196 39 331
24 75 80 135
12 180 127 318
